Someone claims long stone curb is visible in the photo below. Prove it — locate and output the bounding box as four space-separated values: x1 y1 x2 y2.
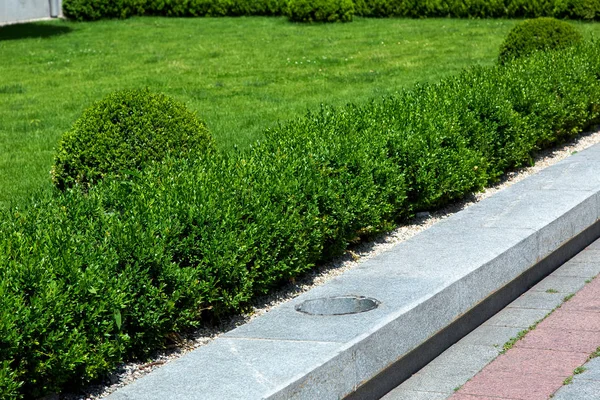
382 241 600 400
108 143 600 400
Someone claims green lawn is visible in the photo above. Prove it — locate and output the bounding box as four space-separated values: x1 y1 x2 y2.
1 16 599 207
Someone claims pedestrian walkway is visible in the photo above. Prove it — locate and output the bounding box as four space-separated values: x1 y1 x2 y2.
382 239 600 400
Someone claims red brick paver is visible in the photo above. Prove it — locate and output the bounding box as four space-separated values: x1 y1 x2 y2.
561 282 600 312
536 309 600 332
450 276 600 400
452 394 513 400
515 328 599 354
459 370 563 399
483 348 588 376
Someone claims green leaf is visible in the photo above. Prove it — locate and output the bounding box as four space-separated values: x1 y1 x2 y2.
114 310 122 331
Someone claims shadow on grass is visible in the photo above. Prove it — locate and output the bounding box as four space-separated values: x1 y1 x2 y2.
0 22 72 41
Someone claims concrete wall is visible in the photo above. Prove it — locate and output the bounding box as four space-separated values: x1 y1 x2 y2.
1 0 62 25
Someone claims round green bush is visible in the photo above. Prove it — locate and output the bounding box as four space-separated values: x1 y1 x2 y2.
52 89 214 190
498 17 583 64
286 0 354 22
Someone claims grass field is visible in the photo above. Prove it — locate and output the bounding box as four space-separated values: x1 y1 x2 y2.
1 17 599 207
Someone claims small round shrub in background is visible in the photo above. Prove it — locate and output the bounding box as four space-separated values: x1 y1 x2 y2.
498 17 583 64
287 0 354 22
52 89 214 190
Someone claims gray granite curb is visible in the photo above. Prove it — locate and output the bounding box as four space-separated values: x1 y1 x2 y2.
108 144 600 400
382 240 600 399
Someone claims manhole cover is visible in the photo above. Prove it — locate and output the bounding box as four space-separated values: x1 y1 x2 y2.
295 295 380 316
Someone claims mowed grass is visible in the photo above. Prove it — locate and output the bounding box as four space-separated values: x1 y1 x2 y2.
1 17 599 207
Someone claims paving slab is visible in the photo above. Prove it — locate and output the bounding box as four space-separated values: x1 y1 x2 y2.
561 283 600 312
550 261 600 278
483 307 550 328
551 379 600 400
396 345 500 394
482 348 588 377
108 144 600 399
106 338 350 400
529 275 588 293
397 370 473 394
382 389 449 400
451 395 512 400
514 328 600 354
458 325 523 347
537 309 600 332
575 357 600 382
551 357 600 399
458 369 563 400
507 291 565 310
566 248 600 263
422 344 500 372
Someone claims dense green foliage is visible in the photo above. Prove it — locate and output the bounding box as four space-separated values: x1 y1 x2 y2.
287 0 355 22
2 40 600 398
52 89 214 190
498 17 583 64
356 0 600 18
63 0 287 20
2 17 534 207
63 0 600 21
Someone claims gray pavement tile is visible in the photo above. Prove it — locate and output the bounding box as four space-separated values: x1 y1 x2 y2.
378 342 501 397
585 239 600 250
423 344 501 373
483 307 550 328
576 357 600 382
507 291 564 310
395 345 499 394
397 370 470 394
530 275 587 294
568 249 600 264
459 325 523 348
551 261 600 278
552 379 600 399
381 388 449 400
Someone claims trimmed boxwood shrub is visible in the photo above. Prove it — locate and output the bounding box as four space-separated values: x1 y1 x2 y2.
52 89 214 190
62 0 288 20
2 41 600 398
62 0 600 21
498 17 583 64
62 0 147 20
286 0 355 22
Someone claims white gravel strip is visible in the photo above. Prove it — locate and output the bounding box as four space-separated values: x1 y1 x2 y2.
56 126 600 400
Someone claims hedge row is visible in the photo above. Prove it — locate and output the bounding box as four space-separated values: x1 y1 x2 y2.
63 0 600 21
2 42 600 398
354 0 600 19
62 0 287 20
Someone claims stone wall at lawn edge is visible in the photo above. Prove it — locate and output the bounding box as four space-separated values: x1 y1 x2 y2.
1 0 62 25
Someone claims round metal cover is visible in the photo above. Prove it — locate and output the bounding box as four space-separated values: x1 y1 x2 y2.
295 295 380 316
